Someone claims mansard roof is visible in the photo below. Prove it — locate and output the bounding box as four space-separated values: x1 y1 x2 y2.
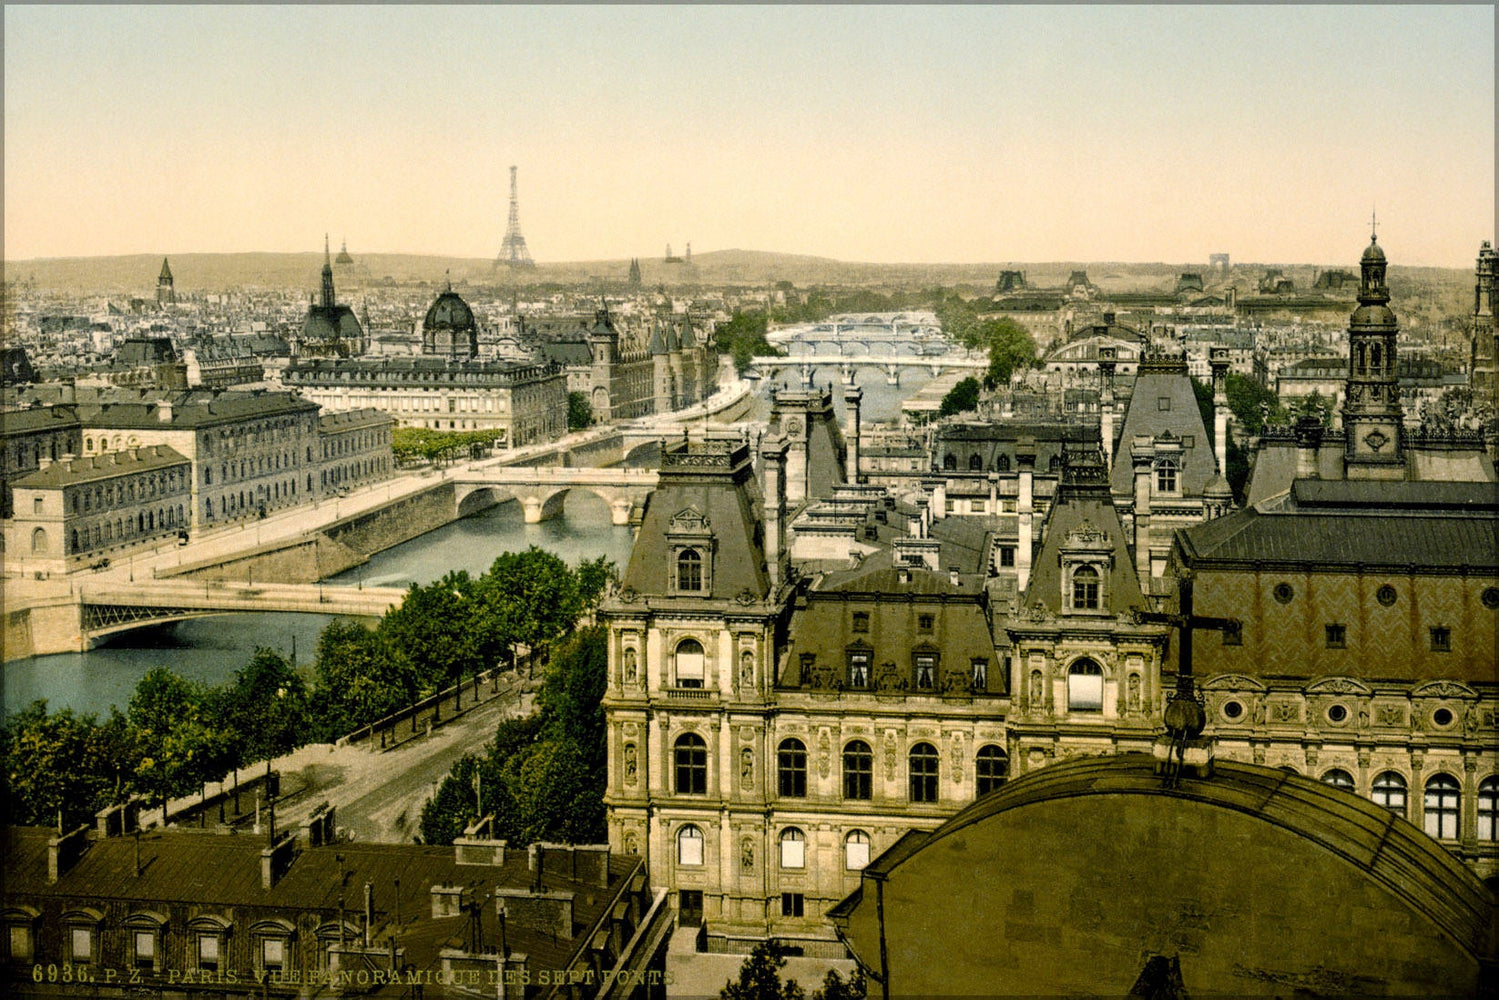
1026 477 1144 615
619 440 770 601
1108 355 1216 498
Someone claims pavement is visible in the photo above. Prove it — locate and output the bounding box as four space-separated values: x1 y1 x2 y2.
240 683 536 844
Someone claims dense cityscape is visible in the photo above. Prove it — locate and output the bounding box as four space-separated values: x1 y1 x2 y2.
3 5 1496 999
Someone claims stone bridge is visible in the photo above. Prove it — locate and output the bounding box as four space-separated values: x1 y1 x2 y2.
747 353 987 386
451 465 661 524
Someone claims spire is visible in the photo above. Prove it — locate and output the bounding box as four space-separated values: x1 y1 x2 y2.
320 234 336 309
158 257 173 283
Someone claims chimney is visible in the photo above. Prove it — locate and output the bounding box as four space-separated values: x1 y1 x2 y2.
1103 311 1116 326
1131 437 1155 583
260 831 296 889
1294 416 1323 480
931 481 947 521
47 824 91 883
156 400 173 423
1210 347 1231 476
1098 347 1118 469
843 385 863 482
897 567 911 585
1015 441 1036 591
760 436 788 587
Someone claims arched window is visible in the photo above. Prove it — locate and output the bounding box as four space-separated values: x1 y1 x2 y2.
1321 768 1354 790
943 454 957 471
1424 775 1461 840
779 828 805 869
1071 565 1100 610
677 825 704 866
1155 459 1178 493
1478 777 1499 842
996 454 1011 472
676 548 703 591
909 743 939 803
1475 779 1499 839
843 741 873 800
845 830 870 871
778 739 808 798
1370 771 1407 816
674 733 707 795
30 528 46 554
1067 659 1103 712
674 639 704 689
968 454 982 471
976 745 1008 796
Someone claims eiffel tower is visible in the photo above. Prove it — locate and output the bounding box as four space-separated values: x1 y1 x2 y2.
497 165 535 268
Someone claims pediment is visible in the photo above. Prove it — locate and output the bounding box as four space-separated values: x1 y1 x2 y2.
668 506 711 533
1199 673 1267 693
1304 677 1372 697
1411 680 1477 699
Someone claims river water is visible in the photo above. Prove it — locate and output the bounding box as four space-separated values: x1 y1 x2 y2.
3 318 941 719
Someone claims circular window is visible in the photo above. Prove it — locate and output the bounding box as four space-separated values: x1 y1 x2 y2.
1223 700 1243 720
1327 704 1348 724
1483 587 1499 610
1376 585 1397 607
1273 583 1294 604
1433 708 1454 727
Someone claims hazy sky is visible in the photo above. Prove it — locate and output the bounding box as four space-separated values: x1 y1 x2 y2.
5 5 1494 266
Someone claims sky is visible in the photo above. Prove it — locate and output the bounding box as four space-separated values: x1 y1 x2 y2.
4 5 1494 267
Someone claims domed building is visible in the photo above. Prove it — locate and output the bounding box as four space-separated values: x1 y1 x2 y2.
421 281 479 361
299 236 364 358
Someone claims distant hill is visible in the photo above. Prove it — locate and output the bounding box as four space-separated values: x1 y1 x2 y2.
3 249 1467 296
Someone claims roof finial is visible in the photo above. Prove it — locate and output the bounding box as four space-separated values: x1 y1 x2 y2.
445 269 451 293
1370 206 1378 243
325 233 331 260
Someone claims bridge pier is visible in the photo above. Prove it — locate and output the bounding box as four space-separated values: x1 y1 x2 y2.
799 363 814 387
885 364 901 386
610 500 634 526
522 497 546 523
839 363 856 385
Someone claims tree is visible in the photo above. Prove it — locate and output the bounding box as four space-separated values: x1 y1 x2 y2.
812 969 867 1000
479 548 583 668
938 376 981 418
567 391 592 431
312 619 420 739
381 570 487 693
1223 371 1280 436
714 311 778 373
0 702 131 829
576 555 618 610
128 668 230 809
722 940 804 1000
539 626 609 773
213 647 311 767
976 317 1037 389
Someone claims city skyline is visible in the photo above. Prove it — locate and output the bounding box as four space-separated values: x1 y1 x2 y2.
4 5 1494 268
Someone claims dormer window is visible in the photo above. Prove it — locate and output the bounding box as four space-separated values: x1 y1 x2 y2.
677 548 703 591
1071 565 1100 610
1155 459 1178 494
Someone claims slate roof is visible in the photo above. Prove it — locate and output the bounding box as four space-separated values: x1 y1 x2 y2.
1 404 81 438
80 390 318 429
1027 475 1145 615
1108 356 1216 498
538 339 593 367
3 828 643 991
10 444 190 489
1177 480 1499 572
620 440 770 601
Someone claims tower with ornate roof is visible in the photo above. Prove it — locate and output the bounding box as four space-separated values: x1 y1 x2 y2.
156 257 175 307
1341 224 1405 478
1472 240 1497 411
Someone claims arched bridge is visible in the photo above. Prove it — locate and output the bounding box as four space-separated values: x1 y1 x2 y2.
747 353 987 386
77 581 407 644
451 465 660 524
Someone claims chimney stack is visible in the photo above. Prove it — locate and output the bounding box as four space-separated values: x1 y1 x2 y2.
1131 438 1155 583
1210 347 1231 476
759 436 788 588
1098 347 1118 469
1295 416 1323 480
1015 441 1036 591
842 385 863 483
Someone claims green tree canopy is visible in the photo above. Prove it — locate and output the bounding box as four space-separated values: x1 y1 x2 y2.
312 618 420 739
0 702 131 829
211 647 312 767
567 391 592 431
938 376 982 418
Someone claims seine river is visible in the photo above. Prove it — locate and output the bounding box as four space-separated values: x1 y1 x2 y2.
2 497 637 720
3 318 938 720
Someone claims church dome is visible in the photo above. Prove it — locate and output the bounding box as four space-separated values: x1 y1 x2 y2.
1350 303 1397 327
1361 238 1386 265
423 290 477 334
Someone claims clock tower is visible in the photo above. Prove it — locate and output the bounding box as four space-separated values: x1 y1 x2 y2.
1341 225 1405 478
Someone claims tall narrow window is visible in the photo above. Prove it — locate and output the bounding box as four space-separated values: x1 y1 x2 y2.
976 745 1009 795
1424 775 1461 840
1478 777 1499 842
1067 659 1104 712
1370 771 1407 816
674 639 705 688
1072 566 1100 610
677 548 703 591
914 654 936 690
1156 459 1178 493
845 830 871 870
778 739 808 797
909 743 939 802
677 825 704 866
847 651 871 689
674 733 707 794
843 741 873 800
779 828 805 869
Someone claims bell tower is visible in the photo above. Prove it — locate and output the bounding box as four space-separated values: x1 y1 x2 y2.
1341 222 1405 478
